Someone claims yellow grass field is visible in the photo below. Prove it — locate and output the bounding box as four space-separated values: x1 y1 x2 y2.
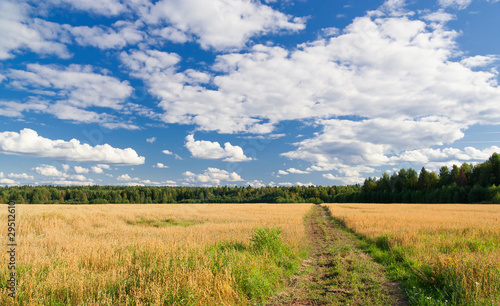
0 203 312 305
324 203 500 305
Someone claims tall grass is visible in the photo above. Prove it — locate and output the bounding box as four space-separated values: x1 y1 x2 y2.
0 204 312 305
324 204 500 305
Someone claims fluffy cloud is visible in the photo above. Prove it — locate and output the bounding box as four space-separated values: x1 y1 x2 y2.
116 173 176 186
422 10 456 24
7 173 34 180
6 64 137 128
461 55 498 68
150 26 190 44
34 165 92 183
66 21 144 49
0 100 48 117
153 163 168 168
246 180 266 188
185 134 252 162
0 0 69 60
0 129 145 165
0 172 19 185
122 10 500 138
91 166 104 174
286 168 309 174
8 64 132 109
74 166 89 174
140 0 305 50
0 178 18 185
282 118 465 171
146 137 156 143
210 18 499 126
117 174 139 181
322 166 376 185
97 164 111 170
183 167 243 185
34 165 66 177
394 146 500 165
45 0 127 16
121 49 257 133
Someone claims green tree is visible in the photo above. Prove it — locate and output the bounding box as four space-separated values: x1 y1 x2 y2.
439 166 451 187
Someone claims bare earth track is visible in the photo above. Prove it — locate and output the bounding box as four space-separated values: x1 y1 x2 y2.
268 205 407 305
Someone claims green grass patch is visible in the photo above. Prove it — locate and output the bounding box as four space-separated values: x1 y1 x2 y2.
206 226 305 305
307 206 403 305
356 234 500 305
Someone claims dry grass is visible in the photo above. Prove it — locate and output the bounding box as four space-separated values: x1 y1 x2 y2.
0 203 312 305
324 203 500 305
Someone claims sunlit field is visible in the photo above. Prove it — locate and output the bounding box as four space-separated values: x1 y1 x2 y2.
0 203 312 305
324 203 500 305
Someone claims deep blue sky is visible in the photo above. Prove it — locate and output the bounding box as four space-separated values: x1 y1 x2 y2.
0 0 499 187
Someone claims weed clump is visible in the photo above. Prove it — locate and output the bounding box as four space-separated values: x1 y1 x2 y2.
227 227 303 304
250 226 285 253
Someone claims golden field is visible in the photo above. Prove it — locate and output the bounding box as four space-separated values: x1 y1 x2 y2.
0 203 312 305
324 203 500 305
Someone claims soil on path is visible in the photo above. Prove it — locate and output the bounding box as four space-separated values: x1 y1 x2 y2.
268 205 407 305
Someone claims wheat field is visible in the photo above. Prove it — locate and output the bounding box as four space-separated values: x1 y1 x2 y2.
0 203 312 305
324 203 500 305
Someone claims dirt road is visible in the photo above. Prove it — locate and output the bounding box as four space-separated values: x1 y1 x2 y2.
268 205 407 305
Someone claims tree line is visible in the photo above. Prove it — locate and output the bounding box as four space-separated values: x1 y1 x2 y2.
1 153 500 204
0 184 356 205
355 152 500 204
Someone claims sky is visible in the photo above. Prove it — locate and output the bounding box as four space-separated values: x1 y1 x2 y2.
0 0 500 187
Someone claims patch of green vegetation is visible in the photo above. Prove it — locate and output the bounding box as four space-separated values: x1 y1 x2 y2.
205 226 305 305
311 206 402 305
356 231 500 305
126 217 203 227
271 205 406 305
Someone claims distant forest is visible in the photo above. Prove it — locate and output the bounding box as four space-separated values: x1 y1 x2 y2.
2 153 500 204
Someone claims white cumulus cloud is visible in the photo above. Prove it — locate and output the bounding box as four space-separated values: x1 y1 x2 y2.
282 118 465 171
7 173 34 180
0 128 145 165
45 0 127 16
74 166 89 174
286 168 309 174
140 0 305 50
183 167 243 185
91 166 104 174
246 180 266 188
8 64 132 109
117 174 139 181
35 165 66 177
153 163 168 168
185 134 252 162
0 0 70 60
66 21 144 49
6 64 136 128
121 10 500 138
